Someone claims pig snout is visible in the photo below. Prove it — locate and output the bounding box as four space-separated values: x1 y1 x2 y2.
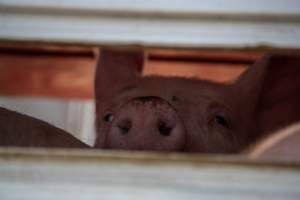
105 97 186 151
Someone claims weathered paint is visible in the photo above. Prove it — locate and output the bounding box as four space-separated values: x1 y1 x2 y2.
0 148 300 200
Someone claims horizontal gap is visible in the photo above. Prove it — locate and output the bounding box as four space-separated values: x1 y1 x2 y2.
0 47 95 58
148 54 255 65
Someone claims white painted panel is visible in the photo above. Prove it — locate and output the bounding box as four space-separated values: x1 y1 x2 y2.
0 0 299 48
0 148 299 200
0 97 95 145
1 0 300 16
0 97 69 130
66 101 96 145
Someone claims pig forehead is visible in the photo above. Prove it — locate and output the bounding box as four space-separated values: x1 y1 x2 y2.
121 98 174 111
108 77 234 120
126 77 229 104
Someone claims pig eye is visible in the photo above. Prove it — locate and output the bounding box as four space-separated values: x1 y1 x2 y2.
208 103 232 130
213 115 230 129
103 114 114 123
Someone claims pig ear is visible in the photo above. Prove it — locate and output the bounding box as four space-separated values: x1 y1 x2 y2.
95 48 144 100
235 53 300 138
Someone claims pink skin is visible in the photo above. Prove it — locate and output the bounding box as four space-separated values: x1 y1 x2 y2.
94 49 300 153
104 97 186 151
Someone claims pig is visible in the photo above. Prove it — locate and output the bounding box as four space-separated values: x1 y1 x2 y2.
94 48 300 153
0 107 89 148
245 122 300 161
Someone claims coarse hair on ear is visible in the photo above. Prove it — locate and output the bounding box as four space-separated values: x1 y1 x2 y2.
95 47 145 102
235 53 300 142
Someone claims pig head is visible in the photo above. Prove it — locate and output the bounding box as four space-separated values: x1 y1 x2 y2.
94 48 300 153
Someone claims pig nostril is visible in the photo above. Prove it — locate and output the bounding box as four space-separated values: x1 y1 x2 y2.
158 121 172 136
117 120 132 135
118 125 131 134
